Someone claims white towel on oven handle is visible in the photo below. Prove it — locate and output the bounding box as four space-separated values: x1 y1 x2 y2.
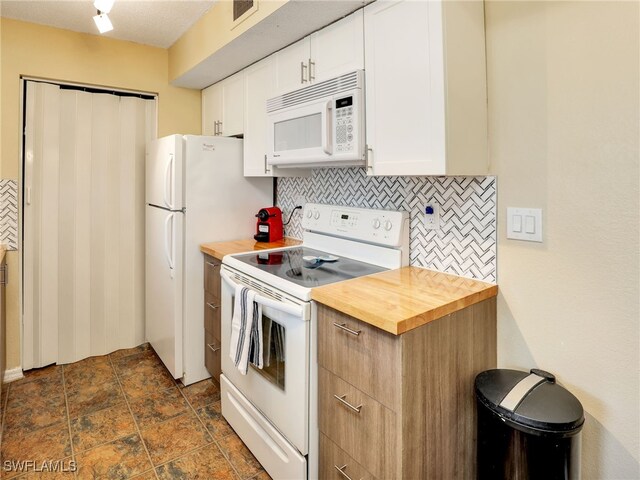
229 285 263 375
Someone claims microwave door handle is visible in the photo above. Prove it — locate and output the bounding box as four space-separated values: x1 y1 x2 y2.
220 269 305 318
322 100 333 155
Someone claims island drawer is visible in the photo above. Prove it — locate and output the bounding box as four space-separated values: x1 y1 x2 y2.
318 306 400 410
204 255 221 297
318 367 396 480
320 433 376 480
204 330 221 382
204 291 221 338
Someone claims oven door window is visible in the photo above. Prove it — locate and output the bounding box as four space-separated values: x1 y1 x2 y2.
251 313 286 390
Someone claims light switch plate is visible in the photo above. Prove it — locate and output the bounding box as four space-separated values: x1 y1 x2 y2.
507 207 542 242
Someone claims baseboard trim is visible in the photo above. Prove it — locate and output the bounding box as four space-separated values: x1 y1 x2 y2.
3 367 24 383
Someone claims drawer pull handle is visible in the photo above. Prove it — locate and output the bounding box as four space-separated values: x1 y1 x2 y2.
333 322 361 336
334 394 362 413
207 343 221 353
206 261 220 268
334 464 360 480
206 302 220 310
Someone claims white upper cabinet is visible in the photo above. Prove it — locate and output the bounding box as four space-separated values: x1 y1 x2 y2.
364 0 488 176
202 83 222 136
202 70 245 137
309 9 364 83
244 57 276 176
221 72 245 136
274 37 312 94
273 10 364 95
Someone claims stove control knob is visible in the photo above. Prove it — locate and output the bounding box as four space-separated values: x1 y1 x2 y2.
372 219 381 229
306 210 313 218
384 220 393 231
313 210 320 220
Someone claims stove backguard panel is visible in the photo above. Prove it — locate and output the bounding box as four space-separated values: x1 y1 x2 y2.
276 169 496 283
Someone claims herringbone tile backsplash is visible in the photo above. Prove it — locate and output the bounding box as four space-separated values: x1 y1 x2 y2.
0 180 18 250
277 169 497 282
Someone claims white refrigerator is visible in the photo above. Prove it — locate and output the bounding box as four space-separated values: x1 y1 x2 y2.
145 135 273 385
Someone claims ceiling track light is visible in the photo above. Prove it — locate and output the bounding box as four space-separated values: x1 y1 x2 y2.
93 9 113 34
93 0 114 14
92 0 114 34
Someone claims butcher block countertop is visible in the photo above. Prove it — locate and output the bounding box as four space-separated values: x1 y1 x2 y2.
200 238 497 336
200 237 301 261
311 266 498 335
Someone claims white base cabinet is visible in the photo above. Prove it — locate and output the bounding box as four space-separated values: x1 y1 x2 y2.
364 0 488 176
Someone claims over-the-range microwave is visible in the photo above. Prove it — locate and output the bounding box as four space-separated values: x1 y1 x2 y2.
266 70 365 168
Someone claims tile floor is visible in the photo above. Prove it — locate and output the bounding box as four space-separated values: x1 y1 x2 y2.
0 344 271 480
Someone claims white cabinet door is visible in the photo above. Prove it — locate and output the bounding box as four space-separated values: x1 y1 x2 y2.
203 72 244 137
364 0 446 176
310 9 364 82
244 57 277 177
202 83 222 136
221 71 245 137
274 37 311 94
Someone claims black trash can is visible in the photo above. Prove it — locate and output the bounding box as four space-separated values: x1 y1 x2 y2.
475 368 585 480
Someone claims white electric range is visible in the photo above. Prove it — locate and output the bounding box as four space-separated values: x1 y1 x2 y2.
219 203 409 479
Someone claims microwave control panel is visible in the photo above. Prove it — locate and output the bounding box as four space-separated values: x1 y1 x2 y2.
334 96 355 154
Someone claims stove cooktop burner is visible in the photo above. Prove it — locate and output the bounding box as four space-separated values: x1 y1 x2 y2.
232 246 387 288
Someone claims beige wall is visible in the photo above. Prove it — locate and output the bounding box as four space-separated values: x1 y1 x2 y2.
168 0 287 82
0 18 201 370
486 1 639 478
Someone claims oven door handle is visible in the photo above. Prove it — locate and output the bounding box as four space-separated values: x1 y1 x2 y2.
220 269 306 318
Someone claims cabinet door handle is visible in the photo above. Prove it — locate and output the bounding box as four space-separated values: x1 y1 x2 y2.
264 154 271 174
334 394 362 413
206 302 219 310
309 58 315 81
207 343 221 353
365 144 373 172
213 120 217 135
333 322 361 336
300 61 308 83
0 264 7 285
218 120 223 135
206 261 219 268
334 464 361 480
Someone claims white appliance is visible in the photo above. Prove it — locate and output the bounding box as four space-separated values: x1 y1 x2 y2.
220 203 409 479
266 70 365 168
145 135 272 386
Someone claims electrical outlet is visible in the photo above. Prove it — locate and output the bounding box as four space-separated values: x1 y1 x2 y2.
294 195 306 208
423 203 440 229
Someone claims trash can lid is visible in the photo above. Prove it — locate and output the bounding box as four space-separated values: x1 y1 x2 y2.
475 368 585 436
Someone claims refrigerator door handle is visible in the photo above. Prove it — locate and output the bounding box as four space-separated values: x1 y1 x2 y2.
164 153 174 209
164 213 175 275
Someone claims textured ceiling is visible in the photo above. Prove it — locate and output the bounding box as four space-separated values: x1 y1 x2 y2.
0 0 216 48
